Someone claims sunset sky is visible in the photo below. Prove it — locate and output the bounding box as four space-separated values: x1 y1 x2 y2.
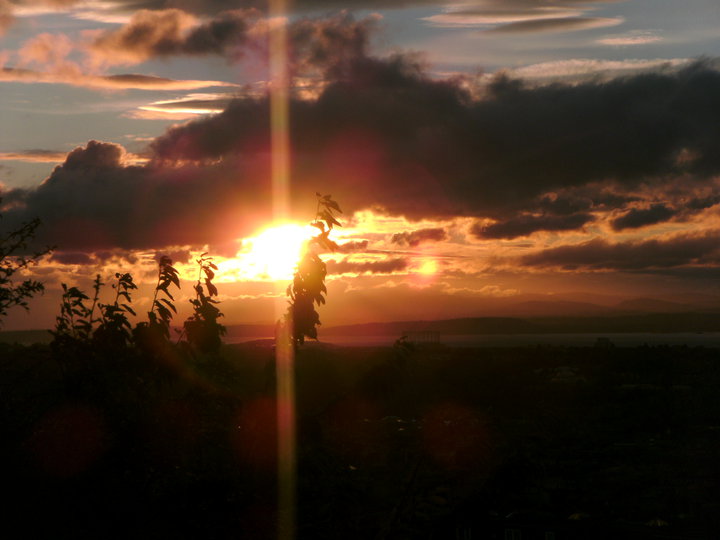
2 0 720 331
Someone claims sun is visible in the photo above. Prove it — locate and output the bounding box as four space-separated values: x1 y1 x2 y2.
219 223 316 281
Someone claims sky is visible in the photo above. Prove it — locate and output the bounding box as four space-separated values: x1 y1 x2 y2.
2 0 720 331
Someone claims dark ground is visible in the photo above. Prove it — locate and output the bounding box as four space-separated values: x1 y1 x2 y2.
2 340 719 539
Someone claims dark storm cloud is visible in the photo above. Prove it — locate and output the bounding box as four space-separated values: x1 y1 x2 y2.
326 257 408 275
152 58 720 223
686 194 720 210
390 227 447 247
0 140 275 251
611 204 676 231
537 193 593 216
9 54 720 255
472 213 594 239
50 252 93 265
521 231 720 271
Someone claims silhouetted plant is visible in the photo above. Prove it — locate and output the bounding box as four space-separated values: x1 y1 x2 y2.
133 255 180 354
285 193 342 347
0 204 51 324
183 252 225 354
51 283 96 388
53 283 93 341
149 255 180 335
94 272 137 349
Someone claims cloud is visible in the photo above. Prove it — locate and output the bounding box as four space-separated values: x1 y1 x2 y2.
610 204 675 231
151 58 720 222
473 213 594 239
0 150 69 163
521 231 720 270
597 31 663 46
88 8 262 66
8 57 720 255
1 140 275 251
424 8 584 27
391 227 447 247
86 9 380 76
0 0 13 35
485 16 623 34
423 1 623 33
50 251 93 265
326 257 409 275
504 58 690 84
337 240 369 253
0 148 147 164
0 67 237 90
130 93 236 118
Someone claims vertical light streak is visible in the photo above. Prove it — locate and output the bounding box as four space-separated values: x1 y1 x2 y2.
269 1 296 540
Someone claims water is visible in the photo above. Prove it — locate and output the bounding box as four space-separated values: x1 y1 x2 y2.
226 332 720 348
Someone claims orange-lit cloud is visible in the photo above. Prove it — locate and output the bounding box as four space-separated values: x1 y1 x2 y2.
597 31 663 46
326 257 409 275
5 56 720 286
520 230 720 271
390 227 447 247
0 148 147 164
0 150 69 163
0 66 237 90
0 0 13 35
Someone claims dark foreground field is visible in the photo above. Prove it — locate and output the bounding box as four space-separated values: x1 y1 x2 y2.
2 340 720 539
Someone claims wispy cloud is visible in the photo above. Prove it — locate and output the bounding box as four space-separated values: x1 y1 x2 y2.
327 257 409 275
501 57 690 83
521 230 720 271
0 66 237 90
597 30 663 46
424 7 584 27
0 150 68 163
390 227 447 247
0 147 147 164
423 0 624 34
485 16 623 34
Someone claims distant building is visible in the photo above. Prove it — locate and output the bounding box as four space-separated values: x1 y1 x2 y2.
594 337 615 349
402 330 441 345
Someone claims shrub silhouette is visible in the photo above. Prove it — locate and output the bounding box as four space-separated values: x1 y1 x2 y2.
94 272 137 350
183 252 226 354
285 193 342 347
50 252 227 361
0 201 51 325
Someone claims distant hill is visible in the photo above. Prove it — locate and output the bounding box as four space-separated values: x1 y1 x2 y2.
0 329 52 345
614 298 696 313
320 313 720 337
4 295 720 345
492 300 616 317
223 324 276 338
322 318 543 336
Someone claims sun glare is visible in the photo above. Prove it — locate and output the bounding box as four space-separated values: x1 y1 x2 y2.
419 258 438 275
220 223 315 281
